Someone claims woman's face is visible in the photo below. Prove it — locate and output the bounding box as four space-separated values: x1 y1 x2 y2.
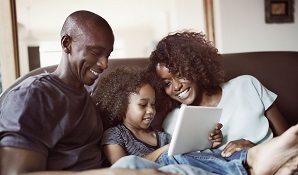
156 63 200 105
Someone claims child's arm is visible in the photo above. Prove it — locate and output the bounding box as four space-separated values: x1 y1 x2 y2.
103 144 128 165
210 123 223 148
142 144 170 162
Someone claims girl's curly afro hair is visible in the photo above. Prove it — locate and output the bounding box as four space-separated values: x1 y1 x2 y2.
147 30 225 115
92 66 150 130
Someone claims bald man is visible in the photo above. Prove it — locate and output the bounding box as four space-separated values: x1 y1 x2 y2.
0 10 182 175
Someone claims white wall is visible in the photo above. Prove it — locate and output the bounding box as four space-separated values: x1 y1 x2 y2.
15 0 206 73
214 0 298 53
12 0 298 77
173 0 206 33
0 0 18 90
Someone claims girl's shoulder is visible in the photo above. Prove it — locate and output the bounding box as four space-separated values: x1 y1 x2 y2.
104 124 126 135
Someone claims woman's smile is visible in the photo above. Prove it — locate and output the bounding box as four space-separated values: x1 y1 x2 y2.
177 87 191 99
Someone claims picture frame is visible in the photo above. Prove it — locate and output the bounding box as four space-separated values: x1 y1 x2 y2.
265 0 294 23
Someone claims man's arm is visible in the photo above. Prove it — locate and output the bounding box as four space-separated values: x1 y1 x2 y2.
0 147 180 175
22 169 180 175
0 147 47 174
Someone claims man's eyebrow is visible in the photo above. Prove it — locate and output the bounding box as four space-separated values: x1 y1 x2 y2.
88 45 113 54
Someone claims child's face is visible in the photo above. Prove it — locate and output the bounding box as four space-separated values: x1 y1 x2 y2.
156 63 200 105
124 84 156 130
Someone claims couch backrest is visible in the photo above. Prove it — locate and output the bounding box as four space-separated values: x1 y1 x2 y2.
222 52 298 127
101 52 298 127
1 51 297 127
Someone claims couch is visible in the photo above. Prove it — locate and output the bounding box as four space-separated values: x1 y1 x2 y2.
1 51 297 131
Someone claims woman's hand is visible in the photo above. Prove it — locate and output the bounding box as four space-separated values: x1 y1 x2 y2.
221 139 255 157
210 123 223 148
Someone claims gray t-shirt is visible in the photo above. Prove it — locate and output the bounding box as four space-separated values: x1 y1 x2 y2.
102 124 171 157
0 73 103 170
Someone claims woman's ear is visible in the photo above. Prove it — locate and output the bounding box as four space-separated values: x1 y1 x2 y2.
61 35 71 53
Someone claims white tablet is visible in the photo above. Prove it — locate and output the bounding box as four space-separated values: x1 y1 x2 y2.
167 105 222 156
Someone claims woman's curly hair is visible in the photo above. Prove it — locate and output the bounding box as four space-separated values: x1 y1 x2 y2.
92 66 150 130
147 30 225 115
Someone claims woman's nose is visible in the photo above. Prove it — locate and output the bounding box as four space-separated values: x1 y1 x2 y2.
173 79 183 91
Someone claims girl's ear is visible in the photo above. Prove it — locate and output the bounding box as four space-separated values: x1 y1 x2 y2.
61 35 71 53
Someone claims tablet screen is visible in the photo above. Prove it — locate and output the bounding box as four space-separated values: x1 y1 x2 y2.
168 105 222 156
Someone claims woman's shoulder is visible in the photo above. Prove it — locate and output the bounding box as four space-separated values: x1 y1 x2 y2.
230 75 258 82
221 75 262 92
224 75 261 86
162 105 185 136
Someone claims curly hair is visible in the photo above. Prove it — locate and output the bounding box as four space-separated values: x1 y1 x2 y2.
147 31 224 115
92 66 150 130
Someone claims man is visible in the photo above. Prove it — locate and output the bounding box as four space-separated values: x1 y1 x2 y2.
0 10 182 175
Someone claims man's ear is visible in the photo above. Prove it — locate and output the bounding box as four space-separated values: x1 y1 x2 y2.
61 35 71 53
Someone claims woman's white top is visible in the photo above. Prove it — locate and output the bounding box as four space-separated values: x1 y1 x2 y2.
162 75 276 150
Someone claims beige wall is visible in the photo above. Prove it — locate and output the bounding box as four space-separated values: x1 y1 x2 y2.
2 0 207 92
214 0 298 53
0 0 18 91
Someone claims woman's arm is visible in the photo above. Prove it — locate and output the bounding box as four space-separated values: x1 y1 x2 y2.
103 144 127 165
221 103 289 157
265 103 289 136
142 144 170 162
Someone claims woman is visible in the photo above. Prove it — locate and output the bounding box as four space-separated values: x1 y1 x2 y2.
146 30 289 157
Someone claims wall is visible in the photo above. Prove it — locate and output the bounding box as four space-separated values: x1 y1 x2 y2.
15 0 205 75
2 0 298 91
214 0 298 53
0 0 18 91
2 0 207 91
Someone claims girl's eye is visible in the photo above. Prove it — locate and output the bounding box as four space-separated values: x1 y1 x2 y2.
139 104 147 108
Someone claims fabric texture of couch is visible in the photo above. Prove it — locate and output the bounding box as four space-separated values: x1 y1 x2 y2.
1 51 297 130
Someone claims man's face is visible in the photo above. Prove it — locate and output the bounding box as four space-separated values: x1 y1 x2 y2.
68 26 114 87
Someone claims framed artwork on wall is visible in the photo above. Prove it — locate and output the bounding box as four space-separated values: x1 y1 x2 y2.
265 0 294 23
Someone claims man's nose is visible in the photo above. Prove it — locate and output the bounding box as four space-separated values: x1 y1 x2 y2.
97 57 108 70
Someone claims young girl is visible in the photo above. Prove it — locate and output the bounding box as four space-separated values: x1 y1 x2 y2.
93 66 253 175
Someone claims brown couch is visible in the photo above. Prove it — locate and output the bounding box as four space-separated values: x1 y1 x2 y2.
1 51 297 130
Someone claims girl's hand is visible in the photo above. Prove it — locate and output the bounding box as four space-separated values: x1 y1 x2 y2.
209 123 223 148
142 144 170 162
160 144 170 151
